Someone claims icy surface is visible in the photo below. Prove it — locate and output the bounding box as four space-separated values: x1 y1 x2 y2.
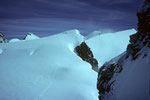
86 29 136 67
0 30 98 100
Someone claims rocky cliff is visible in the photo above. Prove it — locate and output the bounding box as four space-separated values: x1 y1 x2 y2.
97 0 150 100
75 42 99 72
126 0 150 60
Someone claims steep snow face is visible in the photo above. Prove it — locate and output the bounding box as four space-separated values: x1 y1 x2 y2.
86 29 136 67
0 30 98 100
97 47 150 100
24 32 40 40
110 49 150 100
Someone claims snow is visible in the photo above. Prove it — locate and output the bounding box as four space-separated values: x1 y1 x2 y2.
68 44 74 53
0 49 3 54
85 29 136 67
9 38 21 42
107 48 150 100
0 29 137 100
0 30 98 100
85 30 102 40
29 50 35 56
24 32 40 40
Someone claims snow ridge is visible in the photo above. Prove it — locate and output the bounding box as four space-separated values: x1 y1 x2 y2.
0 29 98 100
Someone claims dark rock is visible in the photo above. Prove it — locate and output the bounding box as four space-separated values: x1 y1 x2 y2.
75 42 99 72
0 32 8 43
126 0 150 60
23 32 32 40
97 62 122 100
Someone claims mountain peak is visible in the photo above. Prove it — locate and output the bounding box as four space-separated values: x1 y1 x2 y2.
23 32 39 40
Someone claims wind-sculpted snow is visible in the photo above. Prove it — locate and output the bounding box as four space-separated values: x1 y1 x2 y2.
0 30 98 100
85 31 102 40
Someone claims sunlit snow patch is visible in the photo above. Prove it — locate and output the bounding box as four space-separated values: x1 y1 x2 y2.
29 50 35 56
0 49 3 54
68 44 74 53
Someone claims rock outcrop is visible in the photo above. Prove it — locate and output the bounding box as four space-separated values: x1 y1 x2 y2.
75 42 99 72
126 0 150 60
0 32 8 43
23 32 39 40
97 0 150 100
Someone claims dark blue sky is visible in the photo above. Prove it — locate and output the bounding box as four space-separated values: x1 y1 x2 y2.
0 0 144 39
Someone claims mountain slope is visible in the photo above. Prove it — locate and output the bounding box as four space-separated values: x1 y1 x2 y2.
0 28 137 100
97 0 150 100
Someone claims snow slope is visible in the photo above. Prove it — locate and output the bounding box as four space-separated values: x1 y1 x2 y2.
0 30 98 100
85 29 136 67
97 45 150 100
110 49 150 100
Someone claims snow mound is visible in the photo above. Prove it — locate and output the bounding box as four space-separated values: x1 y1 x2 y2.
9 38 21 43
24 32 40 40
85 29 137 67
0 30 98 100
